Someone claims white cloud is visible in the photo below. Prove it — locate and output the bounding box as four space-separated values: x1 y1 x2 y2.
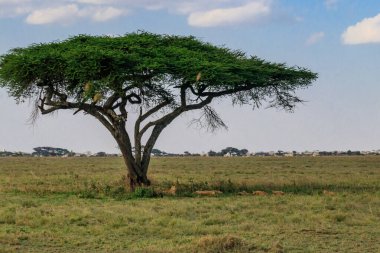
188 0 271 27
342 13 380 45
25 4 128 25
306 32 325 45
171 2 202 14
91 7 126 22
1 0 276 26
0 0 32 17
0 0 213 22
26 4 81 25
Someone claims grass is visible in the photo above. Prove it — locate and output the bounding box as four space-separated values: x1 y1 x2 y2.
0 156 379 252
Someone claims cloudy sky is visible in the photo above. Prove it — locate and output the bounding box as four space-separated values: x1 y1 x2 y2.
1 0 380 154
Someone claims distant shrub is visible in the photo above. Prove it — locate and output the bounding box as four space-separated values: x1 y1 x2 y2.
77 177 369 200
78 179 162 200
77 188 98 199
131 187 157 199
77 181 101 199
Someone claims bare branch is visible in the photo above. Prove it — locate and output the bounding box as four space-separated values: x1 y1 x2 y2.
37 94 117 134
190 105 228 132
268 87 304 112
39 105 63 114
140 100 171 122
126 92 142 104
180 87 187 106
119 100 128 120
27 90 43 125
103 92 120 109
138 95 213 140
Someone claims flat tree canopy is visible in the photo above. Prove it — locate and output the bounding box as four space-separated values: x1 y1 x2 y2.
0 32 317 189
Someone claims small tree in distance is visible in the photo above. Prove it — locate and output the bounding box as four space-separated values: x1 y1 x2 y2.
0 32 317 190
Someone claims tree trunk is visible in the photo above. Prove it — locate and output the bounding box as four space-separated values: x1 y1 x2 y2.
116 137 151 191
124 162 151 192
113 112 177 192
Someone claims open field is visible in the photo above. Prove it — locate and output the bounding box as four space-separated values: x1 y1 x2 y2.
0 156 379 252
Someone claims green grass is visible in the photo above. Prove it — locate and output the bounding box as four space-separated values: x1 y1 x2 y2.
0 156 379 252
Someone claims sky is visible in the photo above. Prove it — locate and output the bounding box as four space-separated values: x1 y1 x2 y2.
1 0 380 154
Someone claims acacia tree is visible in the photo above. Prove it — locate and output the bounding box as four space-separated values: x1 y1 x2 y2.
0 32 317 190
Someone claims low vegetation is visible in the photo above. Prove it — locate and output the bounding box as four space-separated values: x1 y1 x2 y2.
0 156 379 252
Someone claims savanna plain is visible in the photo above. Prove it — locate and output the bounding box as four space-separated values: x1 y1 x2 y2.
0 156 379 252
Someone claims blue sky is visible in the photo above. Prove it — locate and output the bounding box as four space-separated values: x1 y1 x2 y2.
1 0 380 154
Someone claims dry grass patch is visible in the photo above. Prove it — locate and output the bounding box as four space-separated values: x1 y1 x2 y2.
195 235 255 253
0 156 379 252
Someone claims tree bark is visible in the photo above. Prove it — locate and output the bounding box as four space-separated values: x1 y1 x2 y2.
115 132 151 191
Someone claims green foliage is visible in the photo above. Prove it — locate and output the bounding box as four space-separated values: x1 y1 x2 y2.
77 178 161 200
0 32 317 108
131 187 158 199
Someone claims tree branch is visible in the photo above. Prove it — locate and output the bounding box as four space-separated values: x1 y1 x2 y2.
134 107 143 164
126 92 142 104
140 100 171 122
119 99 128 121
103 92 120 109
180 86 187 106
39 96 116 134
192 85 255 98
138 95 213 147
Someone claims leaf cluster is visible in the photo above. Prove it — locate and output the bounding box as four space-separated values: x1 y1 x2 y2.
0 32 317 109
